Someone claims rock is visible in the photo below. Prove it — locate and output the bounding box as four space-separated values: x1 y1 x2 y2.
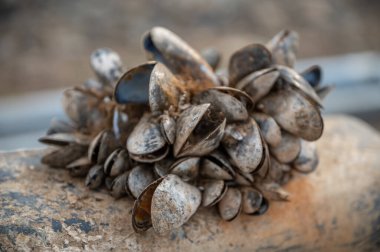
0 115 379 251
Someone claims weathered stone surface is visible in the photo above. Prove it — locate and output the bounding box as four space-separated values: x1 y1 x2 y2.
0 115 379 251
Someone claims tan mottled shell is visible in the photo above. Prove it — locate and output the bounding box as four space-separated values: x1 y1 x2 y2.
240 187 263 214
127 165 156 199
169 157 200 182
201 180 227 207
252 112 282 147
266 30 299 68
270 131 301 163
293 140 319 173
218 187 242 221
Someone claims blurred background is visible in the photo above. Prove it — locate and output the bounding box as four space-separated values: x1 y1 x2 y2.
0 0 379 150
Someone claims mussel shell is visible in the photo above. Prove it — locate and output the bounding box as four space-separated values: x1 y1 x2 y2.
315 85 334 100
114 62 155 104
200 156 235 180
66 157 92 177
210 86 255 110
266 30 299 67
270 131 301 163
41 144 87 168
240 187 263 214
160 113 176 145
293 140 319 173
46 118 76 135
151 174 201 234
193 89 248 122
228 44 272 86
174 104 226 157
218 187 242 221
169 157 200 182
39 133 90 147
62 88 106 133
127 165 156 199
277 65 323 107
90 48 123 84
149 63 182 113
104 148 130 177
132 177 163 232
222 118 263 173
236 68 280 102
252 197 269 216
259 88 324 141
153 156 174 178
269 156 288 184
85 164 105 189
143 27 219 92
127 113 168 163
256 182 290 201
252 112 281 147
301 65 322 88
201 47 221 70
110 172 129 199
201 180 227 207
235 172 254 186
88 129 119 164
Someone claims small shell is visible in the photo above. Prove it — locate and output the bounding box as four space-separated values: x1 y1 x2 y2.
240 187 263 214
256 182 290 201
316 85 334 100
218 187 242 221
222 118 263 173
39 133 90 147
252 112 282 147
143 27 219 93
110 172 129 199
292 140 319 173
201 47 221 70
201 180 227 207
149 63 182 114
277 65 323 107
252 197 269 216
236 68 280 102
127 113 168 163
174 104 226 157
66 157 92 177
153 156 174 178
151 174 201 234
228 44 272 86
46 118 76 135
160 113 176 144
90 48 123 84
169 157 200 182
85 165 105 189
193 89 248 122
210 86 255 111
104 148 130 177
200 155 235 180
235 172 254 186
259 88 323 141
266 30 299 67
132 177 163 232
270 131 301 163
88 129 120 164
114 62 156 104
127 165 156 199
301 65 322 88
269 156 288 184
41 144 87 168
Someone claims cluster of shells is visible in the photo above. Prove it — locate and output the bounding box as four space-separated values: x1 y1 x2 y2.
40 27 331 235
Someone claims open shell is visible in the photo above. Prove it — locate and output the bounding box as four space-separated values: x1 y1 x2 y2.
104 148 130 177
259 88 324 141
88 129 120 164
301 65 322 88
127 113 169 163
143 26 219 93
174 104 226 157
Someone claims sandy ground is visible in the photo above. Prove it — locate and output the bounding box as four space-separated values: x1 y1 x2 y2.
0 0 379 96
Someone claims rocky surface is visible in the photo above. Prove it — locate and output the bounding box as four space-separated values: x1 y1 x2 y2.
0 115 379 251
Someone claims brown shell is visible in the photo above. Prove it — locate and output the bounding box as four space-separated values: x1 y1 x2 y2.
66 157 92 177
270 131 301 163
41 144 87 168
85 164 105 189
259 88 324 141
240 187 263 214
256 182 290 201
200 47 221 70
104 148 130 177
39 133 90 147
88 129 119 164
110 172 129 199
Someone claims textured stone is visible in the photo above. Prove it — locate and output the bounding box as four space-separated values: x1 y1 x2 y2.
0 115 379 251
